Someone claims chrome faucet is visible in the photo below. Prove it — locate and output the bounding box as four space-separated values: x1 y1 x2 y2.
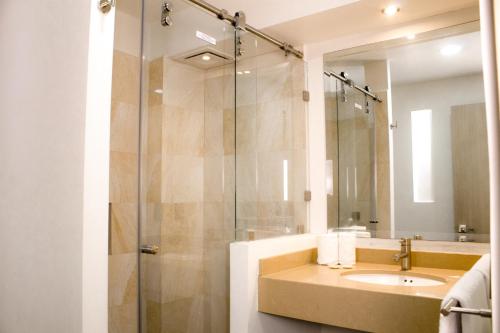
393 238 412 271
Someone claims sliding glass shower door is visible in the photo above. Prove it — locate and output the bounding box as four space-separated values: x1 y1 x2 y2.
334 80 376 233
139 1 235 331
234 31 309 241
134 1 309 332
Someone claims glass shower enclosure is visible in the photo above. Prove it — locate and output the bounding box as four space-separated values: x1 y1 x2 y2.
139 2 234 332
131 0 309 332
234 30 308 241
324 76 377 235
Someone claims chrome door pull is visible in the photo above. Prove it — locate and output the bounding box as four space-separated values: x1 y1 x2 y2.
140 245 159 255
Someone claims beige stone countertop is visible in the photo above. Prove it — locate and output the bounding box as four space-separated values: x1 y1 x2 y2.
261 262 465 299
258 249 475 333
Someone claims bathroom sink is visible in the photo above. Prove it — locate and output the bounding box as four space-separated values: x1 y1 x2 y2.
341 270 446 287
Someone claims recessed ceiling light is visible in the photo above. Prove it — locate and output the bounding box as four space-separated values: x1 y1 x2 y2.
237 71 243 75
154 89 163 94
202 54 211 61
440 44 462 56
406 34 416 40
243 70 251 74
382 5 399 16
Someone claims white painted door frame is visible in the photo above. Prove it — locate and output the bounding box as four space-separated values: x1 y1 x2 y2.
479 0 500 331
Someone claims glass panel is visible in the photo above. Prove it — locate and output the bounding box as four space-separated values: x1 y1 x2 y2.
324 78 339 230
108 1 142 332
336 84 375 234
235 31 308 241
139 1 235 332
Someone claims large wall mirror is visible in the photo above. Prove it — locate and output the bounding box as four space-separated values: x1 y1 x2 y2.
323 23 489 243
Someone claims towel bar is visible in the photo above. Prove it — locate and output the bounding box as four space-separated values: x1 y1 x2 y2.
441 298 492 318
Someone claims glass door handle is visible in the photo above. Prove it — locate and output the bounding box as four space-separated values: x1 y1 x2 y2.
140 245 159 255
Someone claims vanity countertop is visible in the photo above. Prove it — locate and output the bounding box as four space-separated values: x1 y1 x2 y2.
258 248 479 333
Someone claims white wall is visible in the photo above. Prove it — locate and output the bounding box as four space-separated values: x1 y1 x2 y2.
0 1 114 332
82 2 115 332
210 0 358 29
392 74 485 240
479 1 500 330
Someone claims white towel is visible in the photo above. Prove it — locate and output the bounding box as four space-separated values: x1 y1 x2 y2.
317 233 338 265
439 269 491 333
338 232 356 265
439 310 460 333
354 231 371 238
471 254 491 298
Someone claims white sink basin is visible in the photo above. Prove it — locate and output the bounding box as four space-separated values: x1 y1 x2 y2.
341 270 446 287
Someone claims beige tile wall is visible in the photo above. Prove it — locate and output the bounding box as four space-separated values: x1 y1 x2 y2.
139 56 235 333
450 103 490 240
109 49 140 333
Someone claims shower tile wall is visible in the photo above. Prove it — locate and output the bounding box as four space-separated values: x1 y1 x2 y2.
141 56 234 333
236 50 308 240
109 49 140 333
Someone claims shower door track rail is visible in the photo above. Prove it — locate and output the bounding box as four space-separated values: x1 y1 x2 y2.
186 0 304 59
324 71 383 103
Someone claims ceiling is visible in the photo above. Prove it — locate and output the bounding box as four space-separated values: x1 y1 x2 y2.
264 0 478 46
208 0 359 29
116 0 359 27
325 31 483 84
115 0 480 64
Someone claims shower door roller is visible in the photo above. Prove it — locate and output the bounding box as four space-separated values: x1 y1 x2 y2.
98 0 114 14
140 244 159 255
161 2 173 26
